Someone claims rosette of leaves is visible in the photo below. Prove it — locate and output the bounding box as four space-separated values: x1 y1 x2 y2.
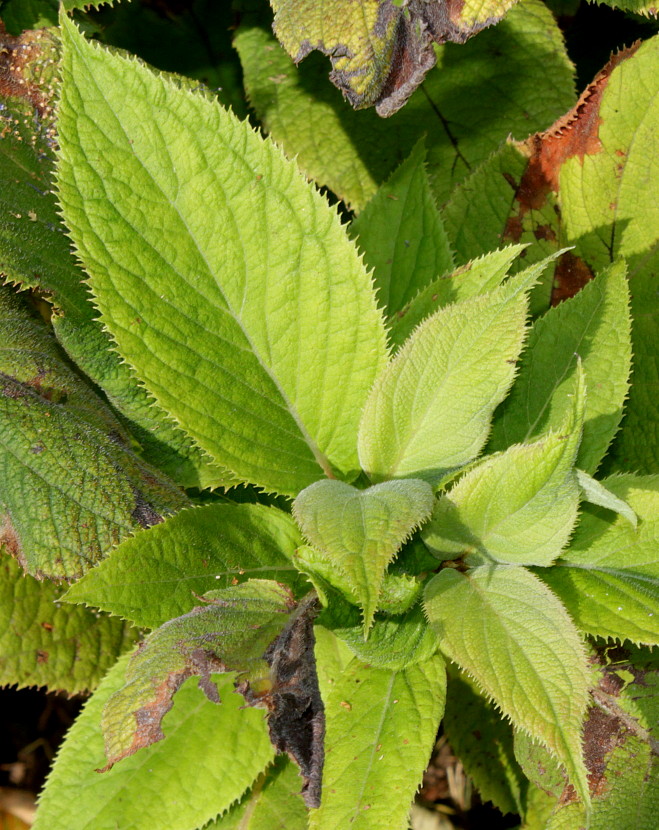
0 4 655 830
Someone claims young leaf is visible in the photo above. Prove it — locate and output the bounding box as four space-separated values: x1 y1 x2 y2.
349 140 454 322
423 369 585 567
389 244 527 349
63 502 305 629
539 474 659 645
576 469 637 527
293 479 434 633
309 654 446 830
33 655 275 830
56 15 387 496
358 271 533 485
99 580 295 768
443 671 527 815
0 547 136 694
0 288 187 579
488 261 631 474
424 565 591 806
205 757 307 830
270 0 520 116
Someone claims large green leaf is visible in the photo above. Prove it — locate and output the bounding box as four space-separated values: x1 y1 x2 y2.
424 566 591 806
99 580 293 767
206 757 307 830
56 15 387 496
293 479 434 632
236 0 575 209
423 369 584 566
358 271 532 484
489 261 631 473
539 475 659 645
33 654 275 830
0 287 187 579
63 502 305 629
269 0 520 115
349 140 453 322
309 654 446 830
0 546 136 693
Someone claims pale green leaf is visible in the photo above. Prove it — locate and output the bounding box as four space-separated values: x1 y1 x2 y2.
358 271 533 484
576 469 637 527
33 654 274 830
293 479 434 632
63 502 305 629
389 244 527 349
443 671 527 815
236 1 575 209
309 654 446 830
423 369 584 566
349 140 453 322
489 261 632 474
270 0 520 115
599 0 659 14
0 288 187 579
56 15 387 496
99 580 293 767
424 565 591 805
0 546 136 693
205 757 307 830
539 475 659 645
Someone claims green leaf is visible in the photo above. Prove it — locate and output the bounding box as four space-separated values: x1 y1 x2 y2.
349 140 454 323
33 654 275 830
488 261 632 474
539 474 659 645
236 1 575 209
56 15 387 496
389 244 527 349
270 0 520 115
0 546 136 693
443 671 527 815
424 565 591 806
309 654 446 830
205 757 307 830
63 502 305 629
358 271 533 485
99 580 294 767
293 479 434 632
0 0 58 34
0 287 187 579
319 601 438 672
576 469 637 527
423 368 585 567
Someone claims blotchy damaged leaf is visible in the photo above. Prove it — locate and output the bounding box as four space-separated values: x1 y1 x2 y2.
270 0 520 116
63 502 305 629
100 580 294 768
293 479 434 632
424 566 591 805
488 261 631 474
0 288 187 579
56 16 387 496
0 546 136 693
309 654 446 830
358 271 532 484
33 655 275 830
423 369 585 567
539 475 659 645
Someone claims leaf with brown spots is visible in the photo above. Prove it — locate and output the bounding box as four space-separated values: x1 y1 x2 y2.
0 287 187 579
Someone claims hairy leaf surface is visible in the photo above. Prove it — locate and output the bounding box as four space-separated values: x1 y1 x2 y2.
539 475 659 645
33 655 274 830
358 272 532 484
57 16 387 495
63 502 305 629
310 654 446 830
424 566 590 805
